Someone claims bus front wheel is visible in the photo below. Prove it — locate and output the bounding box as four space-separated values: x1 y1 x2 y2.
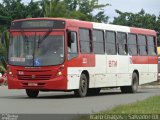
26 89 39 98
74 73 88 97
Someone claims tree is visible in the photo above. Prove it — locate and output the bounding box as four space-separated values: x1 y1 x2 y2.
2 0 26 20
43 0 109 23
113 9 157 29
0 2 12 32
26 0 43 18
43 0 70 18
0 30 9 73
0 0 42 32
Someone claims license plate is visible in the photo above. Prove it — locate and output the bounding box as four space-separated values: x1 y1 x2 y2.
28 83 38 86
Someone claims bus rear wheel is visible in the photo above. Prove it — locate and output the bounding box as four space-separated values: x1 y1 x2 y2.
74 73 88 97
26 89 39 98
120 72 138 93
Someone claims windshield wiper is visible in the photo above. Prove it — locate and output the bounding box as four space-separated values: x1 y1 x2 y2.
20 29 28 42
20 29 30 52
38 29 52 48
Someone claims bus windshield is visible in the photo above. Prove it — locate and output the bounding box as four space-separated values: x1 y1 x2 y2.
8 32 64 66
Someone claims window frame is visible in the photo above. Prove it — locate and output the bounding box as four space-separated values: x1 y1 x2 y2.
105 30 117 55
138 34 148 56
79 28 92 54
117 32 128 55
67 31 78 60
93 29 105 54
147 35 157 56
127 33 138 56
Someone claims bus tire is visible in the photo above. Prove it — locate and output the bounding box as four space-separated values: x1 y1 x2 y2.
120 72 138 93
26 89 39 98
74 73 88 97
87 88 101 96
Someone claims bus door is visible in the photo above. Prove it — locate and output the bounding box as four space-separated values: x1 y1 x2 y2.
67 27 95 89
66 27 80 89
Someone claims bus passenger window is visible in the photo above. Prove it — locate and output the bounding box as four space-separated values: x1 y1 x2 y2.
79 29 92 54
128 34 138 56
138 35 147 56
105 31 116 55
93 30 105 54
68 32 78 60
117 32 127 55
147 36 156 56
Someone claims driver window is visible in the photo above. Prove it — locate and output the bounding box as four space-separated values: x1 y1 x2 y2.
68 32 78 60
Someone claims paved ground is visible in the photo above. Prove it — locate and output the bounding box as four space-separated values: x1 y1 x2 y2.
0 86 159 114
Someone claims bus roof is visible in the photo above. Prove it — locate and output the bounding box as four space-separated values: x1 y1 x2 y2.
12 18 157 36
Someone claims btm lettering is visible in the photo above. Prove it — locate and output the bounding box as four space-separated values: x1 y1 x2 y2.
109 60 117 67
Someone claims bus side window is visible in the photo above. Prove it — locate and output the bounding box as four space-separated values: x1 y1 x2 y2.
79 28 92 54
105 31 117 55
138 35 147 56
68 31 78 60
128 34 138 56
117 32 128 55
147 36 157 56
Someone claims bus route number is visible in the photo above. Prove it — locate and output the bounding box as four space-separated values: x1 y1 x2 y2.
109 60 117 67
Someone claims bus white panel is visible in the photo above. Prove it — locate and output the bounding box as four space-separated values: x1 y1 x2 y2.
93 23 130 33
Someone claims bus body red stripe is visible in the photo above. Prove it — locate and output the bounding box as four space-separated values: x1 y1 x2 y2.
130 27 156 36
132 56 158 64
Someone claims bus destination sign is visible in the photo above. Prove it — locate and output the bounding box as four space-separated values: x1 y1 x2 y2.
11 20 65 29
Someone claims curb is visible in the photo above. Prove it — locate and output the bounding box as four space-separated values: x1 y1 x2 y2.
139 85 160 89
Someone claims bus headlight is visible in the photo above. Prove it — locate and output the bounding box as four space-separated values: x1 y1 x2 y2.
9 72 12 75
57 71 62 76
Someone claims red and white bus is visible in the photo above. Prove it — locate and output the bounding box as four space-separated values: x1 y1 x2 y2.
6 18 158 97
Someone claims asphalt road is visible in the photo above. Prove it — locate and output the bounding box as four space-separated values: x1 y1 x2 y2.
0 86 160 114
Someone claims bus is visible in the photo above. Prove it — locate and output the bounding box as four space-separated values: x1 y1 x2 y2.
6 18 158 98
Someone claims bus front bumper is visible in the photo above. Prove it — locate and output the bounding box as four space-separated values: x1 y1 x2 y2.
8 75 67 91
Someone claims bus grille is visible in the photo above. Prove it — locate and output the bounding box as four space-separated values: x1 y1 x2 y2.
17 75 51 80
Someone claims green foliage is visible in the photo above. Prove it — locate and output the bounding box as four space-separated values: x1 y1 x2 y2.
113 9 156 29
113 9 160 45
43 0 70 18
43 0 109 22
0 0 42 32
26 0 43 18
0 30 9 72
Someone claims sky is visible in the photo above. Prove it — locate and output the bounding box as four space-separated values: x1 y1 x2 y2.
99 0 160 22
0 0 160 22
